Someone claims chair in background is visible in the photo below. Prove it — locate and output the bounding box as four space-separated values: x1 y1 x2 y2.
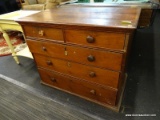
19 0 77 10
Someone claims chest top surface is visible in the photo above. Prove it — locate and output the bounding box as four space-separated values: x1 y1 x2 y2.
17 6 141 30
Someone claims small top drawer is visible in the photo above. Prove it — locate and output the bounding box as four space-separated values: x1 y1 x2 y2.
65 30 125 50
23 26 64 41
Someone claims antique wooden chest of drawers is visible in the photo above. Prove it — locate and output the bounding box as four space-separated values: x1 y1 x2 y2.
17 6 141 111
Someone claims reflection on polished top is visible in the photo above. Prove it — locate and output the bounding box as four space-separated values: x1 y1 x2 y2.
74 0 159 9
104 0 150 3
0 10 40 21
17 6 141 30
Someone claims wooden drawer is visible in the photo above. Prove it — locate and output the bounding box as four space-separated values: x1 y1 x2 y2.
65 30 125 50
27 40 123 71
38 68 118 106
34 54 120 89
23 26 64 41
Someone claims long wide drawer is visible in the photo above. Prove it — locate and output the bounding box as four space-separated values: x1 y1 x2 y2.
23 26 64 41
65 30 126 50
34 54 120 89
27 40 123 71
38 68 118 106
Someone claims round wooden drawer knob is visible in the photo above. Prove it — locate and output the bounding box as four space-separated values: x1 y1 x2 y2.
86 36 95 43
87 55 95 62
42 47 47 51
89 72 96 77
50 78 56 82
46 61 52 65
90 90 96 95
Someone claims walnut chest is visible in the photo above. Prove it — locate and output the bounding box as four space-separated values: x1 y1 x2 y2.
17 6 141 112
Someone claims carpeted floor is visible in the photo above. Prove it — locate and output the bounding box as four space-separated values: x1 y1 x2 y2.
0 31 26 56
0 77 95 120
0 10 160 120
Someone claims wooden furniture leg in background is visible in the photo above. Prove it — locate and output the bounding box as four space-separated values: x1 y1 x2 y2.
0 10 40 64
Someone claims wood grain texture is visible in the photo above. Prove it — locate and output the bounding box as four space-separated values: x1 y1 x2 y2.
17 6 141 31
67 2 158 27
65 30 125 50
34 54 120 89
23 25 64 41
27 40 123 71
38 68 118 106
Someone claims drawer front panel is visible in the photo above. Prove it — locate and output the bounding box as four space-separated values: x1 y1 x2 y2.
27 40 123 71
38 68 117 106
65 30 125 50
34 54 120 89
23 26 64 41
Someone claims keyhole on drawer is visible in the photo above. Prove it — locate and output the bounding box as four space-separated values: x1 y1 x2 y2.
67 62 71 67
39 30 44 36
64 47 68 56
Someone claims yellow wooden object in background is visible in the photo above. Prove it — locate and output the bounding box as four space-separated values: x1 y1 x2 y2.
0 10 40 64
